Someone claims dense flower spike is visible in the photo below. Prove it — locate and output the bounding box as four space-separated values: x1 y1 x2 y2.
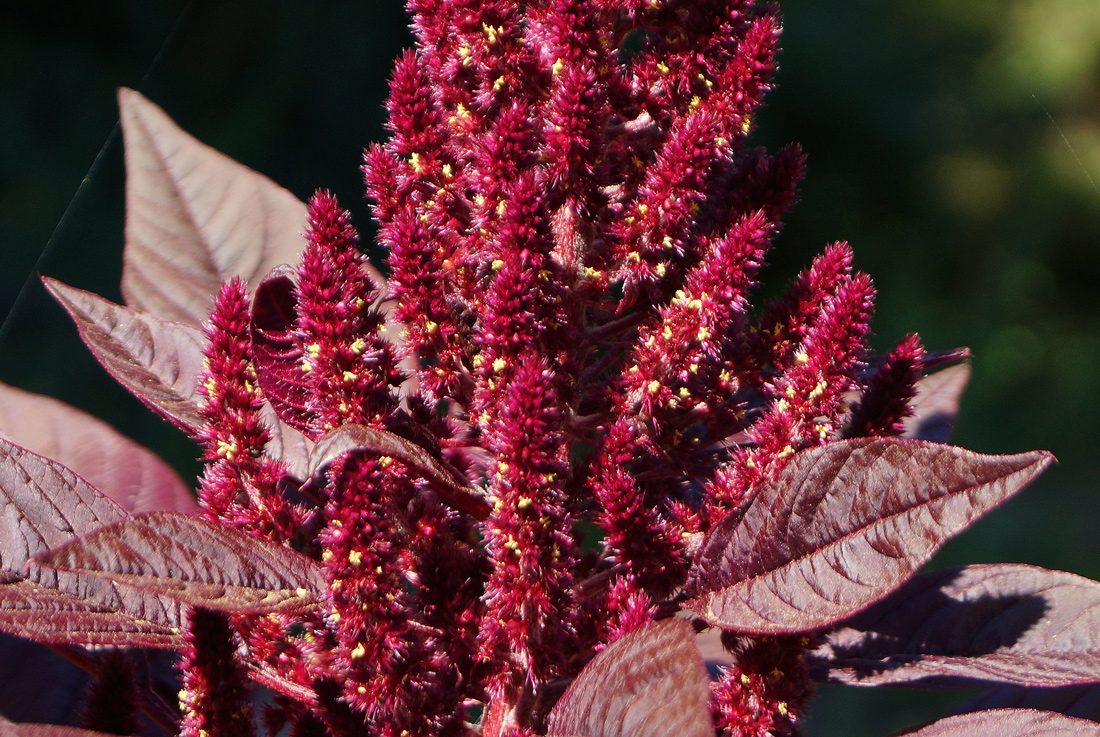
196 277 299 540
24 1 1050 735
296 190 402 432
179 608 255 737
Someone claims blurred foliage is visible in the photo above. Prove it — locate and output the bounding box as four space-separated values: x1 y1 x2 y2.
1 1 1099 735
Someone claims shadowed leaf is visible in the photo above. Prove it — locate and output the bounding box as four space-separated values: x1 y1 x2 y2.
903 364 971 443
34 512 326 615
547 620 713 737
117 88 308 327
309 424 491 519
890 708 1100 736
43 278 207 434
686 438 1053 634
250 269 315 435
0 381 196 514
957 685 1100 723
0 580 181 649
811 564 1100 687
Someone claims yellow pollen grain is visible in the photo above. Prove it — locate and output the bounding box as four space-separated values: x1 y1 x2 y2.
357 686 367 695
688 298 703 310
777 701 789 716
741 115 752 134
492 357 507 373
410 152 422 173
628 365 640 373
496 200 507 217
203 377 217 396
472 354 485 368
656 61 670 74
379 455 393 468
808 380 827 402
655 263 666 277
689 362 699 374
348 550 363 566
662 325 673 339
307 343 321 357
350 338 366 355
441 163 453 178
777 445 794 460
552 58 564 76
637 203 649 215
679 387 691 399
794 351 808 364
424 320 438 334
322 549 333 562
483 22 500 44
697 326 711 341
494 76 506 91
741 673 752 686
342 371 358 383
517 497 533 509
775 398 790 413
627 251 641 263
647 379 661 394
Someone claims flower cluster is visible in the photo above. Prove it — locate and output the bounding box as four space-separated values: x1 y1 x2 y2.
18 1 1074 736
185 0 932 733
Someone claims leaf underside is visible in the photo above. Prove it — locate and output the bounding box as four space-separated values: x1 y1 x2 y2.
117 88 309 328
891 708 1100 736
0 380 196 514
250 270 315 435
43 277 207 434
33 512 326 615
811 564 1100 688
686 438 1053 634
309 424 491 519
902 363 971 443
0 580 181 649
958 685 1100 723
546 620 714 737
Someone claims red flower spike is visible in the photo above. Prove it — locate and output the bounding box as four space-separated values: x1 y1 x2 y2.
478 355 579 691
847 333 926 438
296 190 402 432
709 267 876 515
712 633 811 737
197 277 300 540
179 608 256 737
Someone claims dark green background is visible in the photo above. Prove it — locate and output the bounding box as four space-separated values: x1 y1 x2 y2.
2 1 1099 734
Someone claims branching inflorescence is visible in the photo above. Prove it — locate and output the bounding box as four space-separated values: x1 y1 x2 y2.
6 1 1096 737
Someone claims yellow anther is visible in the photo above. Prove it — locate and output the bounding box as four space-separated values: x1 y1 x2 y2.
492 357 507 373
647 379 661 394
552 58 565 76
348 550 363 566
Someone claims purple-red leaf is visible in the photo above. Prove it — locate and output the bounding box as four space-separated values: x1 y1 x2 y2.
546 620 713 737
903 363 971 443
890 708 1100 736
0 381 196 514
686 438 1053 634
308 424 491 519
33 512 326 615
43 277 207 434
810 564 1100 688
0 580 181 648
118 88 309 327
251 269 315 435
0 439 183 630
0 439 127 579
